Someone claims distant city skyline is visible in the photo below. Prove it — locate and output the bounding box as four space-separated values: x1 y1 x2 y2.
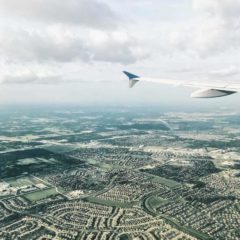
1 0 240 108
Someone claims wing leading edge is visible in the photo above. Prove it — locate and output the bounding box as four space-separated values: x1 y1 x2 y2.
123 71 238 98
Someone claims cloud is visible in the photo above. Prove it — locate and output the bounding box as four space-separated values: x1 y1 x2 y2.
2 73 60 85
160 0 240 58
193 0 240 21
0 27 90 63
0 26 145 64
0 0 147 65
0 69 115 85
208 66 240 79
192 0 240 57
0 69 63 85
0 0 118 29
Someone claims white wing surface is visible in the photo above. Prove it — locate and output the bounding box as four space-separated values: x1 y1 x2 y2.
123 71 240 98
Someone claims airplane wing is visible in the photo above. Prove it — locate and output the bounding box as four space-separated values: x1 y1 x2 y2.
123 71 240 98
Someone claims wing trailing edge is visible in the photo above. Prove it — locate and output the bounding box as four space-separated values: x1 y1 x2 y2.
123 70 240 98
190 89 237 98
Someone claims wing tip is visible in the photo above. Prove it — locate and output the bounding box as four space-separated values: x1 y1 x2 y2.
123 71 140 88
123 71 140 80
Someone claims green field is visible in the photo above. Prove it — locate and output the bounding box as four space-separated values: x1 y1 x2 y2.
5 175 50 188
6 176 36 187
145 196 169 213
236 204 240 212
119 234 133 240
23 188 58 202
17 157 59 166
143 172 180 188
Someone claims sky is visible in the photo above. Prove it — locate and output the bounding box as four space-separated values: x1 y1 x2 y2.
1 0 240 109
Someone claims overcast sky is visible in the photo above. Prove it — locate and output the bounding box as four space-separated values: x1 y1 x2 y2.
1 0 240 108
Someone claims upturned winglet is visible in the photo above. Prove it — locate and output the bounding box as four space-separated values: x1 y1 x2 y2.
123 71 140 88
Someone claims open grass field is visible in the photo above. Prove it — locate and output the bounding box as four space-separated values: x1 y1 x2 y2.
236 203 240 212
23 187 58 202
145 196 169 213
5 175 51 188
17 157 59 166
143 172 180 188
5 176 36 187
